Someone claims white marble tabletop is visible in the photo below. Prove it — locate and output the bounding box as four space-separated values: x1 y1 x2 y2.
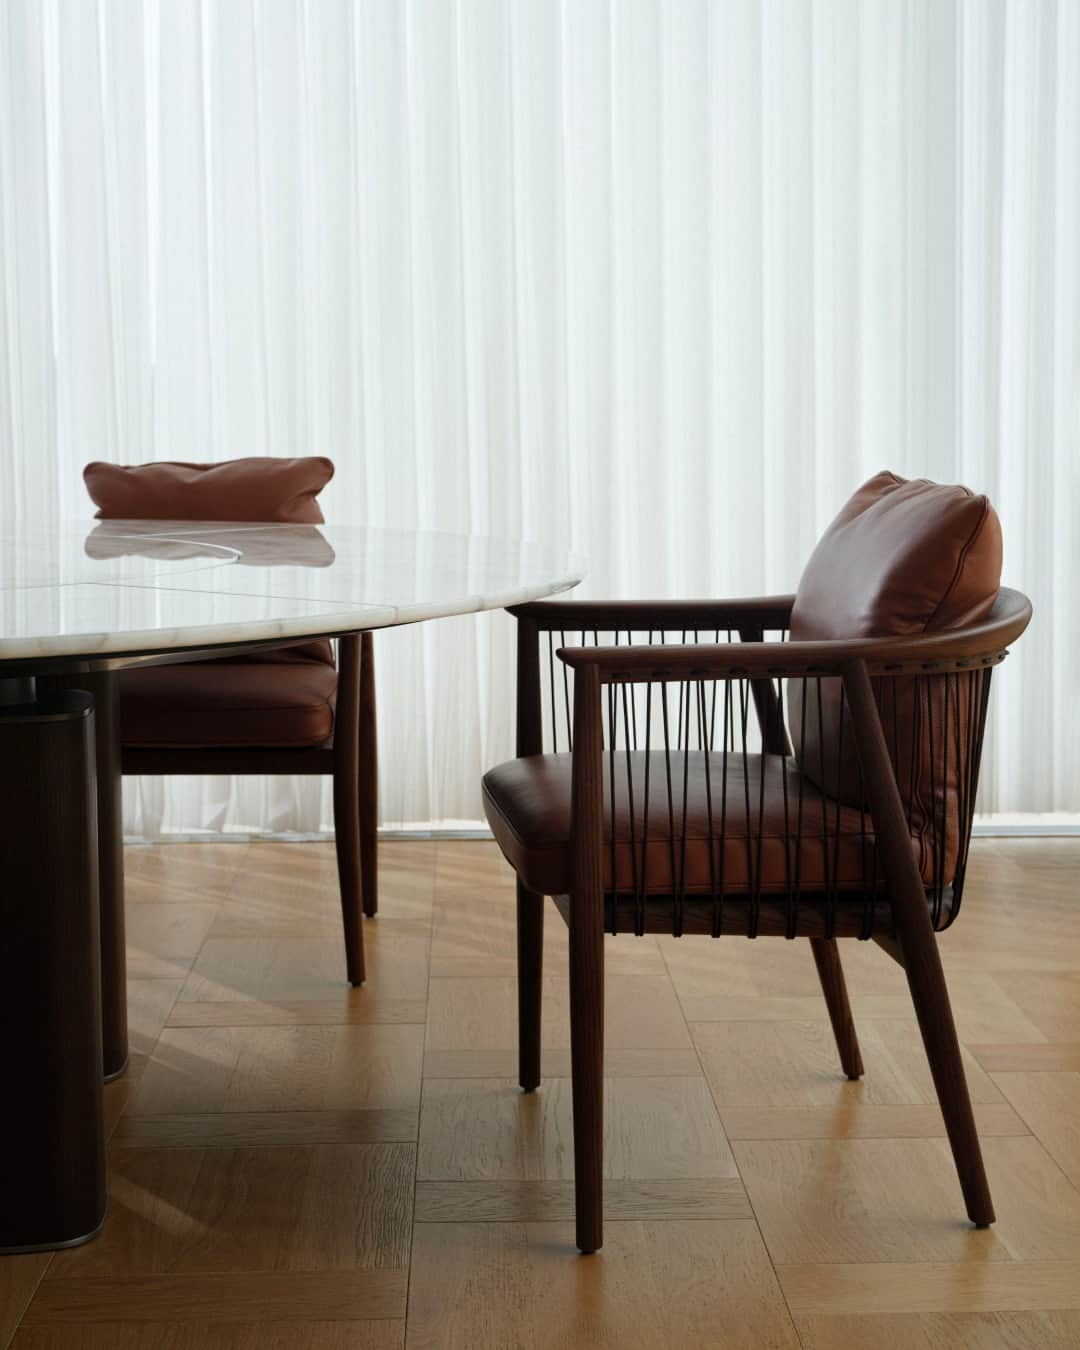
0 520 584 669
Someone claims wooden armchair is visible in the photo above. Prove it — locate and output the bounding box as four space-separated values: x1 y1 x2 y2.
82 457 378 985
482 472 1032 1253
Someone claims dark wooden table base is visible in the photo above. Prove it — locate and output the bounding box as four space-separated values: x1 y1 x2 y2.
0 682 107 1252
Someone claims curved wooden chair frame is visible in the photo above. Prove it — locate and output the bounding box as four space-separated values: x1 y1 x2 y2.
505 587 1032 1253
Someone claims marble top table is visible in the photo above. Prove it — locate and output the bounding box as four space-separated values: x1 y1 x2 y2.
0 519 583 671
0 518 581 1253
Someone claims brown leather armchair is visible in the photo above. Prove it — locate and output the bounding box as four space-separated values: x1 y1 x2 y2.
83 457 378 985
482 471 1032 1253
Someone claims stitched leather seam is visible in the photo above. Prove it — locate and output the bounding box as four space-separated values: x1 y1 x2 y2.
924 493 990 633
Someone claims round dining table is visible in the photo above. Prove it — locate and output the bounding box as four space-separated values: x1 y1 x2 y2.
0 517 582 1253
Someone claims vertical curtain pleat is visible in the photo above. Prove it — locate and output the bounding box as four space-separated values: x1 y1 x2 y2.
1 0 1077 831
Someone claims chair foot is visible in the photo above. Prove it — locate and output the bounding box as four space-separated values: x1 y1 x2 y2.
809 937 864 1080
517 881 543 1092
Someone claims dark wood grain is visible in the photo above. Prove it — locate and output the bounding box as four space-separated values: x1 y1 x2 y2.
359 632 378 919
843 656 995 1227
47 671 129 1079
333 634 365 985
516 880 544 1093
508 595 796 631
568 662 606 1254
556 587 1030 678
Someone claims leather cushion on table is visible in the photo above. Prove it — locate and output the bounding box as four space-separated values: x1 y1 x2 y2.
83 456 335 524
84 457 336 667
483 750 896 898
787 470 1001 887
119 660 337 748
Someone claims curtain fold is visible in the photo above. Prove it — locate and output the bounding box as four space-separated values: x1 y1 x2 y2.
1 0 1077 833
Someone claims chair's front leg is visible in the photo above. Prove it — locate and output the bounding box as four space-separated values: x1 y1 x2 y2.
843 660 994 1227
568 664 606 1254
569 884 604 1254
517 880 544 1092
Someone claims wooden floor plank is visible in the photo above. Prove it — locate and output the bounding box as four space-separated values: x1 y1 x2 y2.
113 1109 418 1149
734 1135 1080 1265
425 973 691 1055
972 1044 1080 1072
0 1256 51 1350
720 1102 1028 1141
418 1076 736 1181
21 1273 407 1325
693 1017 1003 1108
992 1072 1080 1189
421 1047 703 1079
405 1220 799 1349
11 1322 404 1349
130 1023 423 1117
795 1309 1080 1350
413 1178 751 1223
176 927 431 1022
125 903 220 980
779 1260 1080 1316
45 1143 415 1278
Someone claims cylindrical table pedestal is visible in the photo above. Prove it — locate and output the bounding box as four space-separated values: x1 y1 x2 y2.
44 670 128 1081
0 686 107 1252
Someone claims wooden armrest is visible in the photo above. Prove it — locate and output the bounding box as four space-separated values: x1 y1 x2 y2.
557 633 1014 682
506 595 795 632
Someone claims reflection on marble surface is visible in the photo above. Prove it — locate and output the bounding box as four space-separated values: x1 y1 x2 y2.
83 522 338 568
0 519 583 666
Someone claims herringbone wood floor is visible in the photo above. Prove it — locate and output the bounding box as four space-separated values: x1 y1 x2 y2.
4 838 1080 1347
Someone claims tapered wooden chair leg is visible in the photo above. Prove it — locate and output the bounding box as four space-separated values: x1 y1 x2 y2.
810 937 864 1080
334 636 365 985
359 632 378 918
569 891 604 1255
517 881 544 1092
333 775 365 986
844 658 994 1227
902 934 995 1225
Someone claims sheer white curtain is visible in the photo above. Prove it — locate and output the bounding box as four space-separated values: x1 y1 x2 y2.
1 0 1077 833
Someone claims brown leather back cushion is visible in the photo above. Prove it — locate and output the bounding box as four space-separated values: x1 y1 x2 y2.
84 457 336 666
788 471 1001 883
83 457 334 525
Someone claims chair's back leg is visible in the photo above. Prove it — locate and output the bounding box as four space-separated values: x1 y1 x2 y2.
809 937 864 1080
334 635 365 985
359 632 378 919
844 660 993 1227
517 881 544 1092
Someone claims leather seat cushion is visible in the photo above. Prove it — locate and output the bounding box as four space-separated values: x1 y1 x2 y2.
483 751 887 899
119 660 337 748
